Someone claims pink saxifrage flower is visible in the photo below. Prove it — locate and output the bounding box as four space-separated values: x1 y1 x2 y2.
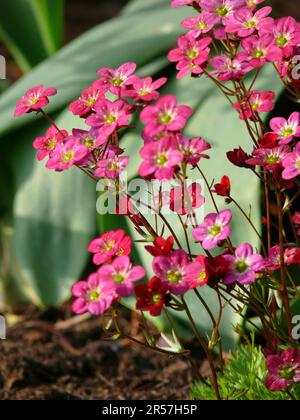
270 112 300 144
246 145 291 170
233 90 275 120
181 13 219 38
193 209 232 250
33 127 67 161
225 6 273 38
94 150 129 179
265 348 300 392
153 250 204 295
86 98 132 137
168 34 212 78
69 85 104 117
178 136 211 166
140 95 192 137
171 0 199 7
139 137 183 180
72 128 108 151
240 34 282 68
282 142 300 180
95 62 137 96
98 256 146 297
88 229 131 266
45 138 88 171
128 77 167 102
200 0 245 23
14 85 57 117
210 53 252 81
223 243 266 285
72 272 117 316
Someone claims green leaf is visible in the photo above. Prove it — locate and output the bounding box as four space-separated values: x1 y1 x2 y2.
0 0 64 73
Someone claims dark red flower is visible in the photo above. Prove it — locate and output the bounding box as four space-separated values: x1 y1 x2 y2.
204 255 230 287
213 176 231 197
135 277 169 316
145 236 174 257
227 147 252 168
259 132 278 149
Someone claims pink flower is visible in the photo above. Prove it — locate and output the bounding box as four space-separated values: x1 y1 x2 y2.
210 53 252 81
33 127 67 161
246 145 291 170
139 137 183 180
268 245 300 270
45 138 88 171
240 35 282 68
153 250 203 294
200 0 245 23
72 128 108 150
265 348 300 392
68 85 104 117
14 85 57 117
140 95 192 137
86 98 132 137
260 17 300 58
88 229 130 265
178 136 211 166
223 243 266 285
72 273 117 316
282 142 300 180
94 150 129 179
244 0 265 9
127 77 167 102
292 212 300 236
168 34 212 78
270 112 300 144
94 62 137 96
225 6 273 37
233 90 275 120
98 256 146 297
181 13 219 38
193 209 232 250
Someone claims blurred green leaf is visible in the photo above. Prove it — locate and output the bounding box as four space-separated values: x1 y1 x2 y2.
0 0 64 73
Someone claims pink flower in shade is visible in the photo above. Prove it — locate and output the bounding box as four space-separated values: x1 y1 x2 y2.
45 138 88 171
246 145 291 170
86 99 132 137
171 0 199 6
140 95 192 137
72 273 117 316
200 0 245 23
233 90 275 120
72 128 108 151
153 250 203 295
260 17 300 58
168 34 212 79
193 209 232 250
68 85 104 117
270 112 300 144
94 62 137 96
225 6 273 38
240 35 282 68
223 243 266 285
292 212 300 236
139 137 183 181
178 136 211 166
98 256 146 297
170 182 205 215
285 247 300 266
33 127 67 161
282 142 300 180
14 85 57 117
127 77 167 102
265 348 300 392
94 150 129 179
210 53 252 81
181 13 219 38
88 229 130 266
268 245 300 270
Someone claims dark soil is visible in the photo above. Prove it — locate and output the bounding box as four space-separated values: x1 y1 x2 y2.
0 307 197 400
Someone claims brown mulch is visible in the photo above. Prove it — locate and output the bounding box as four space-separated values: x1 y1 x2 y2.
0 307 197 400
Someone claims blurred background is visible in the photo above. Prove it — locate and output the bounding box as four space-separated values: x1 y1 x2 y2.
0 0 298 321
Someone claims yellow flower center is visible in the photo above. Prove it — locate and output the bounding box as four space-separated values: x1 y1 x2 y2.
61 151 74 163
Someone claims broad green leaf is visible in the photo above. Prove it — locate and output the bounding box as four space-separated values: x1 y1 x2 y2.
0 0 64 73
0 5 188 137
122 0 171 15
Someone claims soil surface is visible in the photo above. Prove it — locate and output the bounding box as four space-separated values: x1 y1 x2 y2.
0 307 198 400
